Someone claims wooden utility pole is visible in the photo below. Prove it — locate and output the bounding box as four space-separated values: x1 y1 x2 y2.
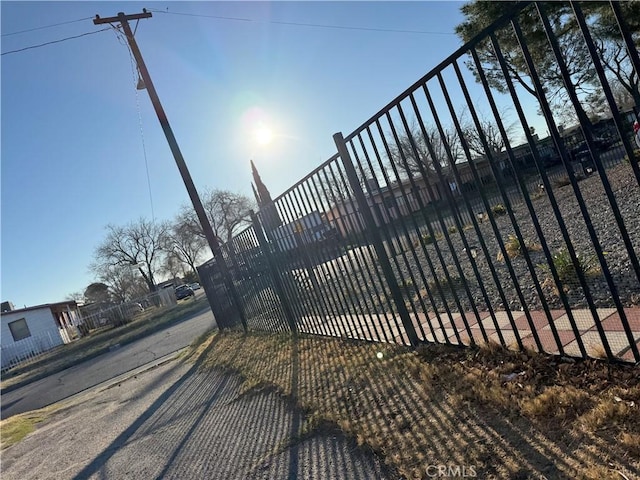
94 10 247 330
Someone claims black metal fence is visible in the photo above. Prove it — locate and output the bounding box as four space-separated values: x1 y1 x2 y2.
198 1 640 363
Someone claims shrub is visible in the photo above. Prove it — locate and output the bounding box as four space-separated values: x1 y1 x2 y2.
491 204 507 216
540 249 601 291
421 232 442 245
497 234 542 261
554 175 571 188
427 274 462 293
623 149 640 164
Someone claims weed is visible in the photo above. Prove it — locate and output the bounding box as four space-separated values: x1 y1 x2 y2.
497 234 541 261
540 249 601 291
623 149 640 164
491 204 507 216
554 175 571 187
448 225 458 234
420 232 442 245
399 278 414 290
427 273 462 293
520 385 594 423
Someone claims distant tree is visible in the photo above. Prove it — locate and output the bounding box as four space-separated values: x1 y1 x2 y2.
182 270 200 285
180 189 254 244
90 263 148 303
459 108 517 159
168 217 209 274
387 123 463 179
84 282 111 304
66 291 85 303
589 3 640 107
93 218 170 293
160 251 185 282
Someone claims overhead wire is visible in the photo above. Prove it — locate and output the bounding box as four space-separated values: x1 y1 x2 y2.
148 8 457 36
110 24 157 222
1 28 111 56
2 16 93 36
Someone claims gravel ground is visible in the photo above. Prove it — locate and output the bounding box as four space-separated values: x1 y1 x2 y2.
1 359 392 480
280 162 640 318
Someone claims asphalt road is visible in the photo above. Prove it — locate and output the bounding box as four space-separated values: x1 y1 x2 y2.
0 299 216 419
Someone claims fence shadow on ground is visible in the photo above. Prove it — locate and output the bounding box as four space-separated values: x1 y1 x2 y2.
69 333 389 480
197 332 639 480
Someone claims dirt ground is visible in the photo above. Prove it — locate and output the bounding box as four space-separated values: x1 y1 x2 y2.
194 331 640 480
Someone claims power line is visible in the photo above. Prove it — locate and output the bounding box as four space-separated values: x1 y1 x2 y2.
148 8 456 35
2 16 93 37
1 28 110 56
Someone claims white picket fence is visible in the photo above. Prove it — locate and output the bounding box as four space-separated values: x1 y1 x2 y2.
0 330 64 372
1 289 177 373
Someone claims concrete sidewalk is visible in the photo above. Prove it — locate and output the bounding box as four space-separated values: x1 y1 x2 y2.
1 356 392 480
296 307 640 362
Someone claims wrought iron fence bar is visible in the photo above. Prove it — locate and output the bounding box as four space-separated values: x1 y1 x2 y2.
312 165 360 338
319 161 396 342
535 2 629 360
278 192 330 334
334 131 419 347
413 89 499 345
360 123 460 344
288 184 342 329
329 153 409 343
377 113 472 342
450 59 554 353
473 38 582 357
302 175 366 337
356 123 433 341
435 71 544 351
301 176 378 341
571 2 640 287
382 104 484 344
501 20 594 358
353 130 443 342
424 80 523 349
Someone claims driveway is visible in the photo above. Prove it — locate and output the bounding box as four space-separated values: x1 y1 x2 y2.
1 303 216 419
1 352 392 479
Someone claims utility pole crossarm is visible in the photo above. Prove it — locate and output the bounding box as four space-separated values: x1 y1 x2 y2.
93 11 152 25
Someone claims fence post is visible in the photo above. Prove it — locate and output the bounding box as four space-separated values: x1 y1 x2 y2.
333 132 420 347
250 211 298 335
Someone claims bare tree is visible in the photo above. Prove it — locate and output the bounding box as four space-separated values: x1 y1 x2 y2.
181 189 254 244
65 291 85 303
459 108 517 159
168 218 209 275
387 123 463 179
93 218 170 293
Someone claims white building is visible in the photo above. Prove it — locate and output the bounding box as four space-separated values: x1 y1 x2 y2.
1 301 81 370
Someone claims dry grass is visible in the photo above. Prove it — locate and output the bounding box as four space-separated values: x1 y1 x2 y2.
0 406 59 450
191 331 639 480
496 234 542 261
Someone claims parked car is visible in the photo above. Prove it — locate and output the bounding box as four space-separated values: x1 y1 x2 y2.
175 284 195 300
189 282 201 290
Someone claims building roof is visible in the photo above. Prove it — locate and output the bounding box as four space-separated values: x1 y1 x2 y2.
0 301 78 317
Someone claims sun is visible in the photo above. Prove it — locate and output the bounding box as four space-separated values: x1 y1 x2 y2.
254 125 274 146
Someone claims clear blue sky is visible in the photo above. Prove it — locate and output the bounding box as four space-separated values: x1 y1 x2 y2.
3 1 511 308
